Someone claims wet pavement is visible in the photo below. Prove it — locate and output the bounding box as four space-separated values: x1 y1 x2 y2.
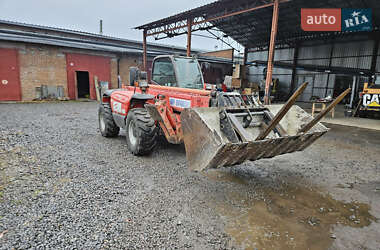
206 170 376 249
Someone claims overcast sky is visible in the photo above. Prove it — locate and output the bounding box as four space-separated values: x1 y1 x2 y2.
0 0 243 52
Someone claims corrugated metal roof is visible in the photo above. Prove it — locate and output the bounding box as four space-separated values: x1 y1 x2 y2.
0 19 205 53
136 0 380 49
0 33 137 53
0 28 178 55
136 0 222 30
0 27 232 64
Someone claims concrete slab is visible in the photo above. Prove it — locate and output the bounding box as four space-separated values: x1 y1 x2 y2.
296 103 380 131
322 116 380 131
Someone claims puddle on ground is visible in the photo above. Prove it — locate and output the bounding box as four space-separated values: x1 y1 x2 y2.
203 169 248 185
204 170 377 250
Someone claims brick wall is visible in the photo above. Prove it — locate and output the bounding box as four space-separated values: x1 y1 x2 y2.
0 41 146 101
118 55 143 85
200 49 234 60
19 45 67 101
110 58 118 89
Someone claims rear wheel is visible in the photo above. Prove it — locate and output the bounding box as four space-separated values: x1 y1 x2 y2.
125 108 158 155
98 103 120 137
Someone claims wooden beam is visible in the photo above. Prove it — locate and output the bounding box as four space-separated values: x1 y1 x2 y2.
256 81 309 141
263 110 288 137
299 88 351 134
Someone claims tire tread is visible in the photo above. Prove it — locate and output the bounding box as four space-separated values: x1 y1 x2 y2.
99 103 120 137
126 108 157 155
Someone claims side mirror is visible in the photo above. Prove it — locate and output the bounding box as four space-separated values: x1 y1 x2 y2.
129 67 148 86
129 67 139 86
139 71 147 80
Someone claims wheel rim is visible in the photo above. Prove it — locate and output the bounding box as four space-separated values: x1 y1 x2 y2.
128 120 137 146
99 113 106 132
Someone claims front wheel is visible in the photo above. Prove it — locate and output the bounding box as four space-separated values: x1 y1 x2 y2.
125 108 158 155
98 103 120 137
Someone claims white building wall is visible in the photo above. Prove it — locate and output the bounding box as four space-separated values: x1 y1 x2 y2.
298 44 331 67
247 48 293 98
331 40 372 69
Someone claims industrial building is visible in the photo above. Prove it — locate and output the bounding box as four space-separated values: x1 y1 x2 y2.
247 34 378 104
0 20 232 101
2 0 380 113
136 0 380 112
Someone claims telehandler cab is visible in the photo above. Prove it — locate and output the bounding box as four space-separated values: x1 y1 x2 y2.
98 55 347 171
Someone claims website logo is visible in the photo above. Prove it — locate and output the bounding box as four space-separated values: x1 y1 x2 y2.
301 9 341 31
301 8 372 32
342 9 372 31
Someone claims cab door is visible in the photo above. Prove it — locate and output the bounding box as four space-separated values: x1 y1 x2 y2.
151 57 177 87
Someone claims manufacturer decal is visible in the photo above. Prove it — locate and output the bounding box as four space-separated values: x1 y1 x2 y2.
169 97 191 109
112 101 124 114
363 94 380 107
1 80 8 85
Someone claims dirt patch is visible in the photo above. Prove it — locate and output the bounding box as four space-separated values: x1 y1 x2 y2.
205 170 377 250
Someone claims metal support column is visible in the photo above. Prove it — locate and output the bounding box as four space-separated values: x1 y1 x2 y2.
243 47 248 65
349 76 357 109
264 0 279 104
325 43 335 97
187 18 192 57
289 41 299 97
143 29 147 71
370 37 379 82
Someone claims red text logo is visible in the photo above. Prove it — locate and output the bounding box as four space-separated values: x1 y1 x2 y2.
301 9 341 31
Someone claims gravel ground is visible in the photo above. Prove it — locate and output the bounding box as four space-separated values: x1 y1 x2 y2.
0 102 379 249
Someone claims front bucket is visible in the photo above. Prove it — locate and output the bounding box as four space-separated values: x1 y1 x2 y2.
180 105 329 171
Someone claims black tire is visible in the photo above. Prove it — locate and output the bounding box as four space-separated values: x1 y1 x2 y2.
98 103 120 137
125 108 158 155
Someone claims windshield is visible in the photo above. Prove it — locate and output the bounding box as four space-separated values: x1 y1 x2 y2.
173 57 203 89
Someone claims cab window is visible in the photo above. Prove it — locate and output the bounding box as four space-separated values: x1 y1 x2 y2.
152 58 177 87
174 57 203 89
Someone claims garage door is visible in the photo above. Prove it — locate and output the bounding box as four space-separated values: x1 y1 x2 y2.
0 48 21 101
66 53 111 100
